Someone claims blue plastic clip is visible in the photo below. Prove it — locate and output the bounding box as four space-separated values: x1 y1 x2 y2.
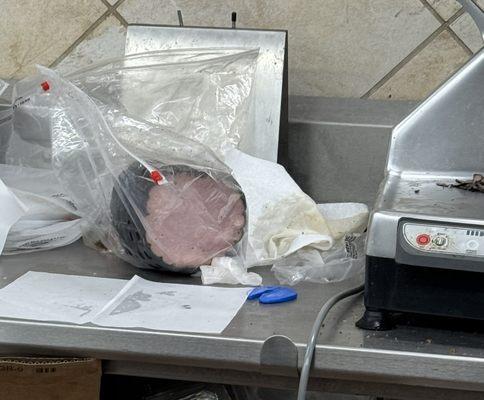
247 286 297 304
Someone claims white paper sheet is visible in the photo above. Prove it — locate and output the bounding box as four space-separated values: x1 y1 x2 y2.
91 276 249 334
0 272 249 334
0 178 27 254
0 272 126 324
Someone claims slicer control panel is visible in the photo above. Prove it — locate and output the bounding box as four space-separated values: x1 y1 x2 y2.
402 222 484 257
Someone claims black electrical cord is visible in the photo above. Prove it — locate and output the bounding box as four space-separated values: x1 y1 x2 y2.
296 283 364 400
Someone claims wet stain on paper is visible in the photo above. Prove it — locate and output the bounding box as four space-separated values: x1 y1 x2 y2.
110 290 151 315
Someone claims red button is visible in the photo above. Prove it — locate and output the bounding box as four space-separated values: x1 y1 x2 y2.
416 234 430 245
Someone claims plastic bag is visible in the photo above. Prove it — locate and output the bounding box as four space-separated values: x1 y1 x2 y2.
200 154 367 286
272 233 366 286
0 80 83 254
29 64 249 274
0 164 82 254
6 49 257 168
66 48 258 157
200 148 336 285
0 79 13 164
5 76 53 169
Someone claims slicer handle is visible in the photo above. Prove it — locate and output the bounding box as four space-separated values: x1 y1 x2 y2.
456 0 484 40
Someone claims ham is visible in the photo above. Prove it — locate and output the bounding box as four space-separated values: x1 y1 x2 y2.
111 163 246 273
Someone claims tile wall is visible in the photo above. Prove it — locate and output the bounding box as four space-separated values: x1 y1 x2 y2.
1 0 483 100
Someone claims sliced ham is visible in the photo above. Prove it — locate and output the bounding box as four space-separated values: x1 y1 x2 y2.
111 163 246 273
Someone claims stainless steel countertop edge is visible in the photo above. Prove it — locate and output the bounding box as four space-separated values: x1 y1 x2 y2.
0 317 483 391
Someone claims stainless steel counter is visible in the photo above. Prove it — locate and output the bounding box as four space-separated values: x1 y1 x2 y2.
1 242 484 399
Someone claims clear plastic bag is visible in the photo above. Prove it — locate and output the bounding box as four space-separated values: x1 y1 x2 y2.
66 48 258 157
27 64 249 274
0 79 13 164
272 234 366 286
6 49 257 168
6 76 53 169
0 79 83 254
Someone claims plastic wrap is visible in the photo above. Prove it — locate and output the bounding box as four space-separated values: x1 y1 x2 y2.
0 79 82 254
5 49 257 168
200 154 368 285
0 79 13 164
5 76 52 169
271 203 368 286
28 64 249 274
0 165 82 254
272 233 366 286
66 48 258 157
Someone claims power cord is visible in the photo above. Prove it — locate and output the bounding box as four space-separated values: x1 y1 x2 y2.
296 283 364 400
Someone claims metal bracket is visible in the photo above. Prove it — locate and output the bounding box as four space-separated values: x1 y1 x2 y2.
260 335 299 377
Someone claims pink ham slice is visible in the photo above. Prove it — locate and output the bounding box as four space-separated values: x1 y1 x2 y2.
144 171 246 268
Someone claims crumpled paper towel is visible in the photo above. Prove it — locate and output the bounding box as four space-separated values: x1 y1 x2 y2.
225 149 334 264
200 149 369 285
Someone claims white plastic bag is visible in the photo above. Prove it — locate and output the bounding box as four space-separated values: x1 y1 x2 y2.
0 165 82 254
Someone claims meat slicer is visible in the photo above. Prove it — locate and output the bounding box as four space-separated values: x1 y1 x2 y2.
357 0 484 330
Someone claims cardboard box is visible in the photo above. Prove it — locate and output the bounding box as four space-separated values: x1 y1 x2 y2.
0 357 101 400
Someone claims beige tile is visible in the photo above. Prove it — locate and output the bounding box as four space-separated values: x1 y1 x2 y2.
371 30 470 101
118 0 440 97
0 0 106 79
426 0 461 20
56 16 127 75
451 12 484 53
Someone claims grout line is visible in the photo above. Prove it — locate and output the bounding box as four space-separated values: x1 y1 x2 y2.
361 8 466 99
419 0 445 24
113 9 129 27
111 0 128 9
419 0 471 56
477 0 484 12
447 26 474 55
445 0 482 55
99 0 112 9
361 27 446 98
101 0 129 27
418 0 472 57
49 10 112 69
445 7 467 26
